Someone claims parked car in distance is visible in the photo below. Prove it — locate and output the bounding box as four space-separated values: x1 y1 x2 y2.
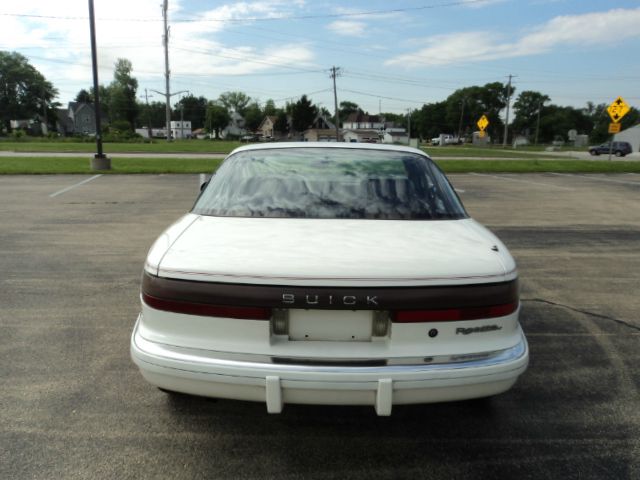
589 141 632 157
131 142 528 416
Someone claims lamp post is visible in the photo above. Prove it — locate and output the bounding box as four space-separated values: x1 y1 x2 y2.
88 0 110 170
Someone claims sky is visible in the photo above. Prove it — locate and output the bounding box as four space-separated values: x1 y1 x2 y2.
1 0 639 115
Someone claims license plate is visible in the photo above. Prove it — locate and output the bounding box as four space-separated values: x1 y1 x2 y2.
288 309 372 341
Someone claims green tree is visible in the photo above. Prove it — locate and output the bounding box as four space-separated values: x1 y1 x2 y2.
243 101 264 132
0 51 58 133
218 91 251 115
138 101 167 129
290 95 318 133
173 95 208 130
381 112 405 126
339 101 360 125
536 104 592 143
413 101 447 140
512 91 551 138
263 99 277 116
108 58 138 129
274 110 289 135
205 102 231 138
438 82 510 140
75 89 92 103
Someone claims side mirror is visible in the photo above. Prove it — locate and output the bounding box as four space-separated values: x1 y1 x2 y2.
200 181 209 192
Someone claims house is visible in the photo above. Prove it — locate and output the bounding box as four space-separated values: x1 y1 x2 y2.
303 129 338 142
10 118 47 135
135 127 169 139
343 129 381 143
342 112 384 130
614 123 640 153
56 102 102 136
382 128 409 145
170 120 192 139
257 116 278 139
220 112 246 139
55 102 109 136
303 113 338 142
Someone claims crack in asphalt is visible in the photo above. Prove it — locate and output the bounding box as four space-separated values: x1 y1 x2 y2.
521 298 640 332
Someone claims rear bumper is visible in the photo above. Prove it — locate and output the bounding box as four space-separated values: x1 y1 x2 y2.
131 315 528 415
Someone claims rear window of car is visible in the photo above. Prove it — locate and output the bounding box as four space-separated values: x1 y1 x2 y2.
193 147 468 220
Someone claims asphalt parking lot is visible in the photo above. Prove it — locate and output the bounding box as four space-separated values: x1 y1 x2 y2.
1 172 639 479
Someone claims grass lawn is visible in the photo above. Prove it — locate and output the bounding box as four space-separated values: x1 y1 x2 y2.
422 145 573 159
0 139 589 159
0 139 243 154
0 157 223 174
1 156 639 174
435 159 640 173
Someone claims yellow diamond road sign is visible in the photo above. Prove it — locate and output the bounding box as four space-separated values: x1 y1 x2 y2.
477 115 489 131
607 96 630 123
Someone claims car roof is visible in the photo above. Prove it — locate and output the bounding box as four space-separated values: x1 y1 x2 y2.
227 141 431 158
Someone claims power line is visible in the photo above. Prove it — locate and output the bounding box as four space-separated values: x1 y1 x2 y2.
0 2 493 23
171 46 320 74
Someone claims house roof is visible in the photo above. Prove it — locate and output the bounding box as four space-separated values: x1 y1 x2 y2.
258 115 277 129
344 112 382 123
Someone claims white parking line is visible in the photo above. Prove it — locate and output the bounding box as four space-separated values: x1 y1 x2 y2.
49 175 103 198
550 172 640 186
468 172 573 190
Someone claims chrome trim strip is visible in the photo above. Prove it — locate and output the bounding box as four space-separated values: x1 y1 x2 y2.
156 268 513 283
133 317 527 375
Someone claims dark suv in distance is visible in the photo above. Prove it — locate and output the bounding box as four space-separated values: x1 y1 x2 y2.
589 141 633 157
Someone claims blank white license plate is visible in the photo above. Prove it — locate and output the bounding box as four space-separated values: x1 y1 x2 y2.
288 309 373 341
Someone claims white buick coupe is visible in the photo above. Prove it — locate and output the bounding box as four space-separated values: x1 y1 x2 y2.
131 143 528 415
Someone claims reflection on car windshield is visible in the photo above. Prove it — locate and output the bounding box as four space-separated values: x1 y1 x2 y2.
193 148 467 220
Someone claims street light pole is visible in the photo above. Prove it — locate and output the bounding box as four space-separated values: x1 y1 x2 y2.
88 0 110 170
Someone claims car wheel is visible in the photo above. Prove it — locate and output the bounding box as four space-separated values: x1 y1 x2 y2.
589 150 598 156
614 151 624 157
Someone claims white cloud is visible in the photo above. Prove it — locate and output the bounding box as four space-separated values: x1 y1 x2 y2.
0 0 314 101
385 7 640 67
326 20 367 37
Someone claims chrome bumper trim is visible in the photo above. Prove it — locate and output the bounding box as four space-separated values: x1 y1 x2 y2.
132 315 528 375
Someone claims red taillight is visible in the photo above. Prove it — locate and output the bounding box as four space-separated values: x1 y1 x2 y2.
393 302 518 323
142 293 272 320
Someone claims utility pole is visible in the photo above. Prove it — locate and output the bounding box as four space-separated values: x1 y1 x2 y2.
151 87 188 140
502 74 515 148
142 88 153 141
330 66 341 142
534 100 542 146
407 108 412 141
162 0 172 141
180 101 184 140
41 86 48 135
457 98 466 139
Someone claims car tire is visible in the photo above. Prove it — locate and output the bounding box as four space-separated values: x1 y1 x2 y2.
590 150 598 156
614 151 624 157
158 387 185 396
